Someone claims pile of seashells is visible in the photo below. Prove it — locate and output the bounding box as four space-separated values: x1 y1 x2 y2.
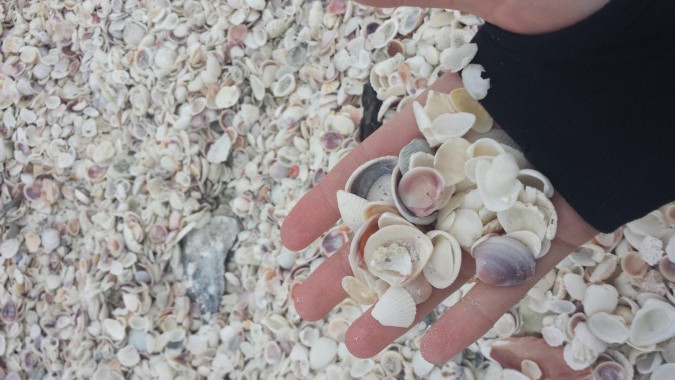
1 0 674 379
337 87 558 328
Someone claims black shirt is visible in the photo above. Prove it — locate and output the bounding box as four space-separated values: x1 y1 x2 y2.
471 0 675 233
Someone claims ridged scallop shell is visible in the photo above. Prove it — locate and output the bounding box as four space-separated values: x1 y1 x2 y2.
336 190 369 231
345 156 397 202
629 298 675 346
473 235 536 286
363 225 433 286
423 230 462 289
449 87 493 133
371 286 416 328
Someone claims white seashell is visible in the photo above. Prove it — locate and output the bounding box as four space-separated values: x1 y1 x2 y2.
103 318 126 341
587 312 629 344
409 152 435 169
404 274 433 304
518 169 554 198
310 337 338 370
666 235 675 262
638 235 664 266
588 254 618 282
414 99 475 147
341 276 378 305
0 238 20 259
363 225 433 286
505 230 542 259
336 190 369 231
448 208 483 250
206 134 232 163
461 63 490 100
629 298 675 346
371 286 416 328
652 364 675 380
562 273 587 300
433 137 470 186
369 19 398 49
41 228 60 252
117 345 141 367
449 87 493 133
56 152 75 168
93 140 115 164
377 212 414 228
546 299 576 314
467 138 505 159
635 351 663 374
423 230 462 289
412 350 434 377
520 360 542 380
582 284 618 316
563 322 607 370
476 153 522 212
215 86 240 108
250 75 266 101
439 43 478 72
498 202 547 241
201 54 221 85
424 90 456 120
350 358 375 378
627 212 667 237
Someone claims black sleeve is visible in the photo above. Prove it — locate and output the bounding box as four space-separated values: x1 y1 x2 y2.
470 0 675 233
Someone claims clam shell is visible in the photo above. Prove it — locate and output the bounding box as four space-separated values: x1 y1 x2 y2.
424 90 456 120
498 202 547 241
582 284 618 316
592 361 626 380
363 224 434 286
433 137 470 186
309 337 338 370
409 152 435 170
423 230 462 289
391 166 437 225
587 312 629 344
396 167 445 217
345 156 397 202
518 169 554 198
414 99 475 147
449 87 493 133
371 286 416 328
448 208 483 250
336 190 369 231
404 274 433 304
461 63 490 100
476 153 522 212
473 235 536 286
439 43 478 72
398 138 432 175
562 273 587 301
629 298 675 346
377 212 414 228
341 276 378 305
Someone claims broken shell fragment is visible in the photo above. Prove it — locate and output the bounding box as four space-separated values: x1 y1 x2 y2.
423 230 462 289
461 63 490 100
363 225 434 286
371 286 417 328
345 156 397 202
396 167 445 217
473 235 536 286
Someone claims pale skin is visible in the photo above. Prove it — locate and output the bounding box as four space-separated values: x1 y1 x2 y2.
282 0 609 364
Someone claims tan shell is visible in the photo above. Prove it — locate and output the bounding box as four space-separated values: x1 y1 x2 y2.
449 87 493 133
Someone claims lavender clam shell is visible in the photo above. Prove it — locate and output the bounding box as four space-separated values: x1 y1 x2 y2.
474 235 536 286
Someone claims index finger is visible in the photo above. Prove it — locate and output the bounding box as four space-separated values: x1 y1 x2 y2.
281 72 464 251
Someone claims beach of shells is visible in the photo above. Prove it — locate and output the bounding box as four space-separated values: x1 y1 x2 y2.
1 0 675 379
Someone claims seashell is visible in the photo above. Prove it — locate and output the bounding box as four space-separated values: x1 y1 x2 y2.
449 87 493 133
582 284 618 316
371 286 417 328
379 350 403 375
562 273 587 300
563 322 607 371
103 318 126 341
638 235 664 266
215 86 240 108
439 44 478 73
629 298 675 346
652 364 675 380
520 359 542 380
363 202 399 221
345 156 397 202
587 312 629 344
117 345 140 367
424 90 456 120
337 190 369 231
404 274 433 304
476 153 522 212
369 19 398 49
627 212 666 237
473 235 536 286
391 166 436 225
592 361 626 380
659 257 675 282
396 167 445 217
41 228 60 252
518 169 554 198
409 152 435 170
398 138 432 175
588 254 618 283
448 208 483 250
349 216 381 287
0 238 20 259
321 227 348 256
505 230 543 259
665 235 675 262
364 224 434 286
341 276 378 305
467 137 505 159
310 337 338 370
412 350 434 377
206 134 232 163
413 101 475 147
377 212 413 228
423 230 462 289
461 63 490 100
433 137 470 186
350 358 376 378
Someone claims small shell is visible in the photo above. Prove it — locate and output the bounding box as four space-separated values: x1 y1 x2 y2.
309 337 338 370
363 224 434 286
404 274 433 304
409 152 435 169
520 359 542 380
398 138 433 175
498 202 547 241
461 63 490 100
505 230 542 259
562 273 587 300
117 345 140 367
103 318 126 341
449 87 493 133
629 298 675 346
592 361 626 380
517 169 554 198
391 166 436 225
206 134 232 163
379 350 403 375
439 44 478 72
371 286 416 328
424 90 456 120
448 208 483 250
412 351 434 377
396 167 445 217
0 238 20 259
423 230 462 289
273 73 296 97
582 284 618 316
587 312 629 344
659 257 675 282
413 101 475 147
377 212 414 228
337 190 369 231
473 235 536 286
215 86 240 108
345 156 397 202
433 137 470 186
588 254 618 283
476 153 522 212
342 276 378 305
369 19 398 49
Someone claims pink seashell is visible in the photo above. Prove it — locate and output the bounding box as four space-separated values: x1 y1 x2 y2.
326 0 346 16
397 167 445 217
474 235 535 286
228 25 248 44
148 224 168 244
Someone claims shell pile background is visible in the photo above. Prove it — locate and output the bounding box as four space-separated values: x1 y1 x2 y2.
0 1 674 379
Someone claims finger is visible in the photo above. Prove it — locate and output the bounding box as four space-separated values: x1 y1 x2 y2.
292 243 353 321
281 72 464 251
344 251 476 358
420 194 598 364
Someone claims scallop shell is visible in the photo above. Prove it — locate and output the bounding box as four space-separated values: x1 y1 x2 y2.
449 87 493 133
336 190 369 231
345 156 397 202
363 224 434 286
371 286 416 328
423 230 462 289
587 312 629 344
461 63 490 100
629 298 675 346
473 235 536 286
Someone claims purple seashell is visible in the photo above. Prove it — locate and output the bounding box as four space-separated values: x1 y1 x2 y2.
397 167 445 217
474 235 536 286
321 131 342 151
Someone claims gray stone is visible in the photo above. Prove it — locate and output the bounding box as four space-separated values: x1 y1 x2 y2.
182 215 240 315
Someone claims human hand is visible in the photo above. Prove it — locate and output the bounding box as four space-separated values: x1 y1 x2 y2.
357 0 610 35
280 71 598 365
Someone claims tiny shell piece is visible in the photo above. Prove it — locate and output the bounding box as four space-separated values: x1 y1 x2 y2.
371 286 417 328
310 337 338 370
461 64 490 100
117 345 141 367
439 43 478 72
520 359 542 380
562 273 587 301
582 284 618 316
